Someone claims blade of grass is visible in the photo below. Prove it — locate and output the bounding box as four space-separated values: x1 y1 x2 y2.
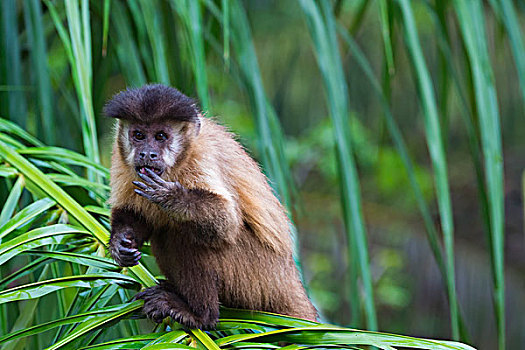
453 1 505 349
102 0 110 56
19 147 110 177
0 257 51 288
45 301 143 350
0 273 139 305
0 224 88 265
0 117 45 146
0 198 56 241
111 0 147 86
0 302 143 344
24 250 119 271
64 0 100 182
171 0 210 110
78 333 167 350
298 0 376 330
190 329 221 350
228 0 294 210
126 0 155 80
0 176 24 227
222 0 230 67
348 0 371 35
137 0 171 84
216 325 476 350
1 0 27 128
378 0 395 76
488 0 525 107
337 26 447 279
2 265 50 350
23 0 55 144
396 0 459 339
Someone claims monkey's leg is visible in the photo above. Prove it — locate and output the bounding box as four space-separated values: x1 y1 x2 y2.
135 280 219 329
109 207 153 267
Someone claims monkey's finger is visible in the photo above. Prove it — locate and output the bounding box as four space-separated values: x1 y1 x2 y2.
132 181 150 190
138 172 159 188
145 168 167 185
134 189 153 201
118 246 138 255
121 237 133 245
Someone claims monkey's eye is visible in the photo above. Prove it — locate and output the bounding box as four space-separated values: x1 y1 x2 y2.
133 131 145 141
155 132 167 141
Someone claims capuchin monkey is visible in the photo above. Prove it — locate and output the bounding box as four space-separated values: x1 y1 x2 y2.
105 84 317 329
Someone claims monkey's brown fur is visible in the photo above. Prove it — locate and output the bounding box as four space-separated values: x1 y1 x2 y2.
106 84 317 329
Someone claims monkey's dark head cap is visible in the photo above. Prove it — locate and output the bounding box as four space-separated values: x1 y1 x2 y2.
104 84 199 123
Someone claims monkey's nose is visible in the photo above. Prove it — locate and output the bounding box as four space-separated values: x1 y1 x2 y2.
139 152 158 160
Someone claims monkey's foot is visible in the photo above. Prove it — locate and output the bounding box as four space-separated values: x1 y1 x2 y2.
134 283 218 329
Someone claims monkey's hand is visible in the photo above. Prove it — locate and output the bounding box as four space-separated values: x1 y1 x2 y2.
109 230 142 267
133 168 186 207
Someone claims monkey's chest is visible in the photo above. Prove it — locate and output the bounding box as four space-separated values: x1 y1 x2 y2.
149 222 224 274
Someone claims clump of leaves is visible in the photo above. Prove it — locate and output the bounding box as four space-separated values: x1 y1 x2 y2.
0 118 475 349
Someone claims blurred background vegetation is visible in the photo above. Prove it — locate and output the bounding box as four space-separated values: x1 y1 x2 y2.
0 0 524 349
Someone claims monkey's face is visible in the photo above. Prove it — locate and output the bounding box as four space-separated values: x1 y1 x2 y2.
119 120 189 177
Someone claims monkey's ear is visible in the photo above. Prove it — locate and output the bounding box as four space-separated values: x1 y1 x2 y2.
195 113 202 136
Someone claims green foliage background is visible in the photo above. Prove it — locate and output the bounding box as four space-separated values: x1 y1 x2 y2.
0 0 524 349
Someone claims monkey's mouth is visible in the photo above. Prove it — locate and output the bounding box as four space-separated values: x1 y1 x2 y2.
136 166 163 176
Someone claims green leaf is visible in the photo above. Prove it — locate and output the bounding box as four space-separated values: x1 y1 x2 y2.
0 118 44 147
79 333 165 349
141 330 189 349
0 273 139 304
0 197 56 241
140 344 194 350
23 250 119 271
217 325 476 350
1 0 27 128
228 0 294 210
488 0 525 107
23 0 55 144
137 0 171 84
84 206 110 217
453 1 505 348
48 173 110 198
0 302 143 344
110 0 147 86
396 0 459 339
0 176 24 227
298 0 376 330
220 308 317 328
171 0 209 110
45 301 143 350
0 224 86 265
190 329 221 350
64 0 101 181
19 147 110 177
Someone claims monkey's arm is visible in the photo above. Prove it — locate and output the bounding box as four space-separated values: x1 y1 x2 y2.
109 207 153 266
133 169 239 244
